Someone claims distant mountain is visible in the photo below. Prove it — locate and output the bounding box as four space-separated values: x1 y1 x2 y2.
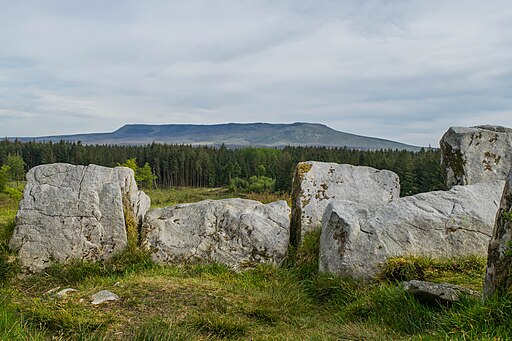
12 122 422 151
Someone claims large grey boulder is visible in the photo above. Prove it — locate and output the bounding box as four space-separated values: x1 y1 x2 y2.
319 180 504 279
441 125 512 188
142 199 290 270
484 170 512 298
290 161 400 245
9 163 150 272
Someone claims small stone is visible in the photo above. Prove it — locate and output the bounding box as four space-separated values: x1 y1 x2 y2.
56 288 79 299
403 280 479 306
46 287 61 295
91 290 119 305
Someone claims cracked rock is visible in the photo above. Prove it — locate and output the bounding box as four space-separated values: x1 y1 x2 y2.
141 198 290 270
319 181 504 279
9 163 150 272
290 161 400 246
441 125 512 188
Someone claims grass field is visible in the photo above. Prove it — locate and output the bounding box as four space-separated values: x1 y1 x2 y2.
1 186 511 340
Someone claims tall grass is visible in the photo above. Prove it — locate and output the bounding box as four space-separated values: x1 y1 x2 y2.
0 296 47 340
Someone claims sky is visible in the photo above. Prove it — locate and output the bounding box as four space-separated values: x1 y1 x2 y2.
1 0 512 147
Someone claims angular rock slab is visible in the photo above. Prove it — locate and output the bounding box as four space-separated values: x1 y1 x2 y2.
91 290 119 305
290 161 400 245
142 199 290 270
319 181 504 279
9 163 150 272
441 125 512 188
403 280 479 306
484 170 512 298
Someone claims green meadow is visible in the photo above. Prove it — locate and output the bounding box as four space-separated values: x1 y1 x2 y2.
1 186 511 340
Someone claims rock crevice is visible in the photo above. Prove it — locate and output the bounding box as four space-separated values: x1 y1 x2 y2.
9 163 150 272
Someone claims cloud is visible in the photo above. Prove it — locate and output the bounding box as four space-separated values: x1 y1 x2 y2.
0 0 511 146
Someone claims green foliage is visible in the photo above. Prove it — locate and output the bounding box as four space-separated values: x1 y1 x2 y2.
0 139 445 195
5 153 26 182
380 256 486 290
0 165 10 192
256 164 266 176
119 157 138 171
229 175 276 193
137 162 158 188
247 175 275 193
2 186 22 201
287 229 321 279
0 296 47 340
439 293 512 339
191 314 249 339
228 177 248 192
0 248 19 283
39 249 155 287
119 158 157 189
343 283 438 334
502 210 512 221
131 319 192 340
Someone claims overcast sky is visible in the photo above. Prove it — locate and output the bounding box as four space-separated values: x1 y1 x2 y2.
1 1 512 146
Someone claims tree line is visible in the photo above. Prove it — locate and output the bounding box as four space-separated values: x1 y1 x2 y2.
0 140 445 196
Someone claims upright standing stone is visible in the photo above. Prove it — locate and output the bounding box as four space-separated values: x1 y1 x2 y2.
484 170 512 298
290 161 400 245
440 125 512 188
9 163 150 272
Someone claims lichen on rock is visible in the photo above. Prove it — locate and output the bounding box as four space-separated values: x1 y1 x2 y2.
441 125 512 188
290 161 400 246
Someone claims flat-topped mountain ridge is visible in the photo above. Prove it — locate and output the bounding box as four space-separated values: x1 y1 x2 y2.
12 122 421 151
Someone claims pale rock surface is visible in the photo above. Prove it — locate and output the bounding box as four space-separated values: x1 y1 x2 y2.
290 161 400 245
440 125 512 188
319 181 504 279
9 163 150 272
403 280 479 305
56 288 79 299
142 199 290 270
484 170 512 298
91 290 119 305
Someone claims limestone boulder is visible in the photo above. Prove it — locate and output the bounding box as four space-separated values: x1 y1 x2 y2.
403 280 479 306
142 199 290 270
440 125 512 188
9 163 150 272
319 180 504 279
290 161 400 245
484 170 512 298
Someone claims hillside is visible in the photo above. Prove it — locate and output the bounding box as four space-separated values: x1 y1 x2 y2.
12 122 421 151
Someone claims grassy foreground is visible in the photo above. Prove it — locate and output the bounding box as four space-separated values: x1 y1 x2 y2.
1 187 512 340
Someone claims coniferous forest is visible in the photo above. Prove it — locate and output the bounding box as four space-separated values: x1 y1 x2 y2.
0 139 445 196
